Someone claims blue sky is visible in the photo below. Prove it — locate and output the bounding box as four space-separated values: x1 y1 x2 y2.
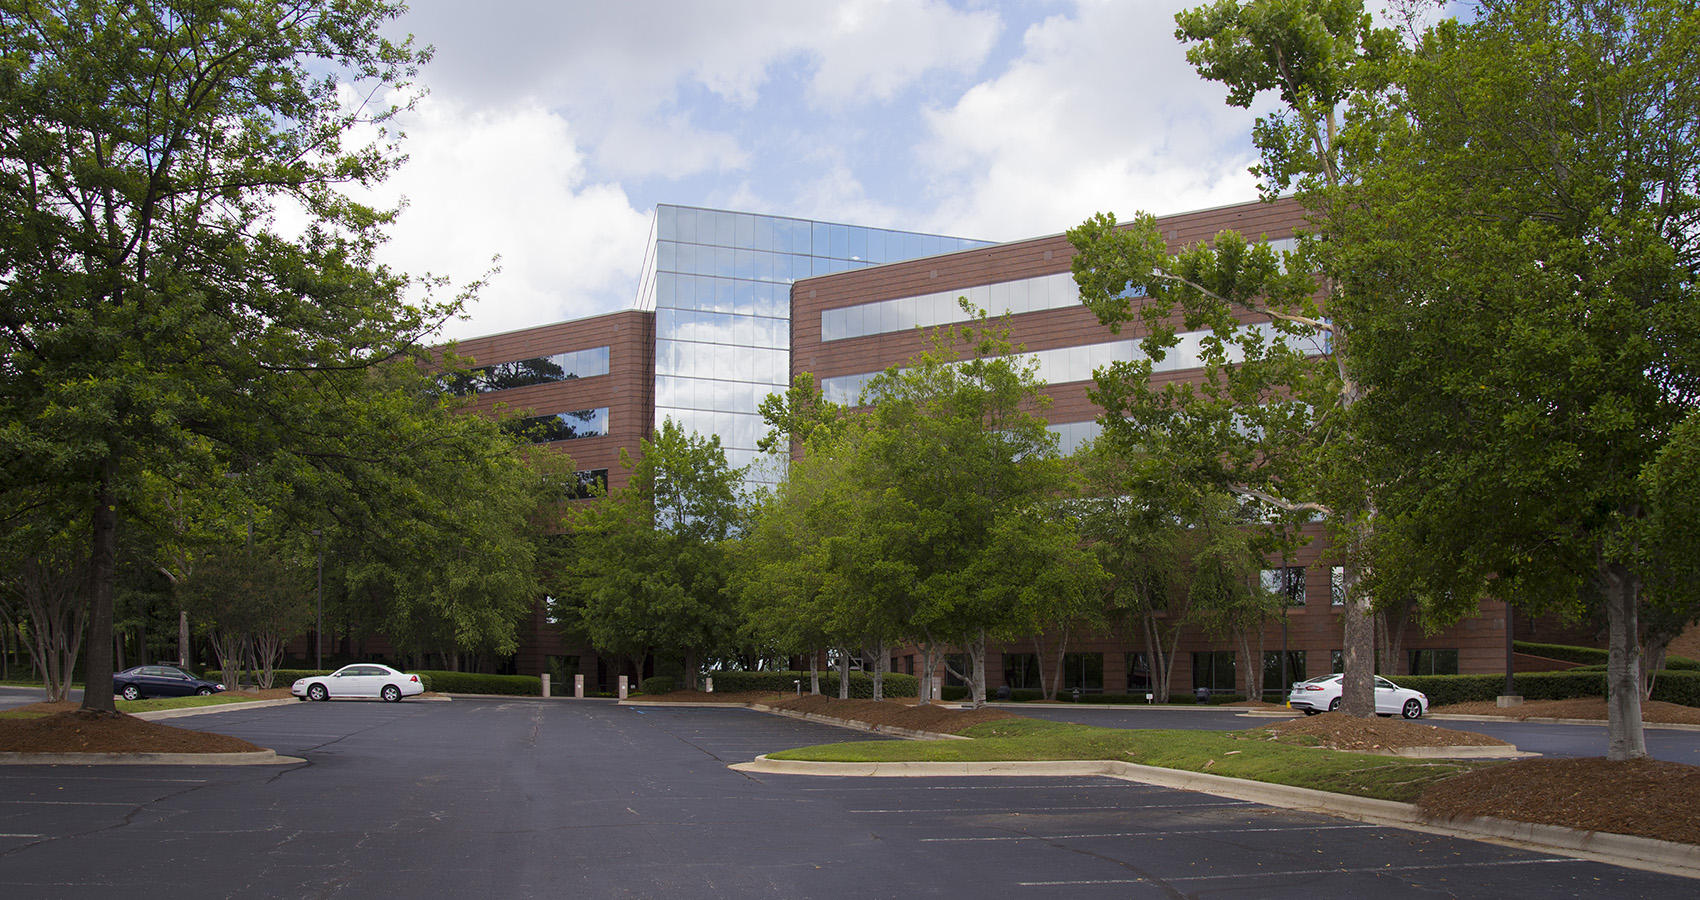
359 1 1415 342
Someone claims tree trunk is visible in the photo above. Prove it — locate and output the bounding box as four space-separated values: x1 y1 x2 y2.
870 638 886 701
1602 560 1648 760
82 470 119 714
1376 600 1415 676
968 631 988 708
809 649 820 695
916 639 944 706
837 647 850 699
1339 561 1376 717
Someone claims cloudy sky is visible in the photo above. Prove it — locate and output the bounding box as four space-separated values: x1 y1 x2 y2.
370 1 1303 342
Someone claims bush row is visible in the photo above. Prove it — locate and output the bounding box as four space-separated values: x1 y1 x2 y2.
1394 670 1700 707
696 670 919 698
1514 640 1700 671
413 671 539 696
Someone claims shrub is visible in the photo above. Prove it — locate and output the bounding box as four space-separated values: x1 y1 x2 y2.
639 676 676 695
413 671 538 696
1514 641 1608 666
1650 671 1700 706
703 670 919 698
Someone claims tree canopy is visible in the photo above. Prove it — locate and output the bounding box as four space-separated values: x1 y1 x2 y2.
0 0 472 709
1336 0 1700 759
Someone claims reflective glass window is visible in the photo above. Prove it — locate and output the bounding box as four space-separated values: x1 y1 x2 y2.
714 210 735 247
752 215 774 252
508 407 608 443
734 213 756 250
868 229 889 264
848 226 868 262
657 205 677 241
675 207 698 243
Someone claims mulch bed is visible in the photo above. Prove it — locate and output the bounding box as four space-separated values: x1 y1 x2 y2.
1435 698 1700 725
638 690 1018 734
1259 711 1510 750
764 694 1018 734
1418 757 1700 846
0 709 263 754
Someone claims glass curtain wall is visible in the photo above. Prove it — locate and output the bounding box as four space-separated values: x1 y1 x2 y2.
633 205 989 488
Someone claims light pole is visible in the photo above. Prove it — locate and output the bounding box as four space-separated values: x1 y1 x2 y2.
312 529 323 671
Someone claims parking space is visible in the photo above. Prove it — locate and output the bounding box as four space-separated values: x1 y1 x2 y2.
0 699 1692 898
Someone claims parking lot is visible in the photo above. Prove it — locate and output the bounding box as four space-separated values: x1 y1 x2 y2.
0 696 1693 898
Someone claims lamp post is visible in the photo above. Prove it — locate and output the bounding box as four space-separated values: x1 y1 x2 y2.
312 529 323 671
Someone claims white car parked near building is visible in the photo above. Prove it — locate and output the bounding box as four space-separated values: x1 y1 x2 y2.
292 664 424 702
1287 673 1428 719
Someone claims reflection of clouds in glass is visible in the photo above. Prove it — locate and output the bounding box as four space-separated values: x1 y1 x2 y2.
823 272 1080 341
821 324 1291 402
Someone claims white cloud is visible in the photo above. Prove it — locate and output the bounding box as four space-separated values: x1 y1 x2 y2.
806 0 1002 106
354 95 652 342
917 2 1268 240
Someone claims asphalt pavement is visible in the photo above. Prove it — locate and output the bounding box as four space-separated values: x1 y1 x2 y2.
1 695 1695 898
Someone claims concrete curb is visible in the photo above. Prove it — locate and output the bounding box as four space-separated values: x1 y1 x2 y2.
0 749 305 766
133 698 299 720
1428 713 1700 732
746 703 972 741
730 756 1700 879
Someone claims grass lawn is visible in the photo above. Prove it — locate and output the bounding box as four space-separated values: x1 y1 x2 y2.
766 718 1498 803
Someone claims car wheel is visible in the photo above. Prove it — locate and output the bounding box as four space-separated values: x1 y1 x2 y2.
197 687 214 696
1328 697 1341 712
381 685 401 703
1303 709 1319 716
308 683 329 702
121 684 141 701
1402 698 1423 720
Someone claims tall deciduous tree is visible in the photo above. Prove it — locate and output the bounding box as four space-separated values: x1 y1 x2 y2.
0 0 448 713
1340 0 1700 759
558 419 745 684
1069 0 1402 715
852 310 1082 706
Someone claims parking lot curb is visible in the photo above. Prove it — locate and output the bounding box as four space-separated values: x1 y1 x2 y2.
0 749 305 766
1427 713 1700 732
731 756 1700 879
745 703 972 741
132 698 299 720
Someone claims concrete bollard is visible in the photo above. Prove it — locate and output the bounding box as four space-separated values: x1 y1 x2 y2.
541 674 551 698
574 674 584 699
706 676 713 693
618 675 628 700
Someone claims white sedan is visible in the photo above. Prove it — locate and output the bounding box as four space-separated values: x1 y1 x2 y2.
292 664 424 703
1287 673 1428 719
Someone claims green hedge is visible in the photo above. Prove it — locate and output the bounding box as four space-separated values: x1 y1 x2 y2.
413 671 538 696
1393 669 1700 708
639 676 676 695
1651 671 1700 706
701 670 919 698
1513 640 1700 671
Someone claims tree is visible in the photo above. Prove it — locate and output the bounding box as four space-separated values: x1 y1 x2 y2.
0 516 89 701
852 308 1079 706
1337 0 1700 759
1066 0 1404 717
176 540 310 690
558 419 745 685
0 0 448 713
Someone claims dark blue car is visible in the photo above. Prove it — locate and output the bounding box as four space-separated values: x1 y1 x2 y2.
113 665 227 701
